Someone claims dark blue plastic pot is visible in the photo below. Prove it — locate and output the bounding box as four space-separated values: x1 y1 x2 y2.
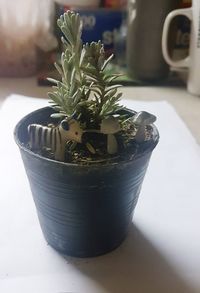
14 107 159 257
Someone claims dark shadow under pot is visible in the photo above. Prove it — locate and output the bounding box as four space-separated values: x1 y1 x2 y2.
14 107 159 257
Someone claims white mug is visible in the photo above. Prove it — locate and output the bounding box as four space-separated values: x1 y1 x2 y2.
162 0 200 96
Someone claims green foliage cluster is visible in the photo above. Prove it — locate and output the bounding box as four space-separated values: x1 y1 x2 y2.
48 11 123 127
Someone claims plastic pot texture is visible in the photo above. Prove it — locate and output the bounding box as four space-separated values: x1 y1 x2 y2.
14 107 159 257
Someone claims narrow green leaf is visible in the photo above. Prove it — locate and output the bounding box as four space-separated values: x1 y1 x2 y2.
54 62 63 76
50 113 66 119
61 26 73 44
48 92 61 103
105 84 122 93
101 54 113 71
47 78 59 85
103 74 123 83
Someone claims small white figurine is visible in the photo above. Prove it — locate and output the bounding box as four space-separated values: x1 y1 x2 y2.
100 117 120 154
132 111 156 143
28 118 83 161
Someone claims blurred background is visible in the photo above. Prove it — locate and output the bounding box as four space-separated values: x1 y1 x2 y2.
0 0 191 86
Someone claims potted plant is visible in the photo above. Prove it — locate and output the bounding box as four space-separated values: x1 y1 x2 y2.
14 11 159 257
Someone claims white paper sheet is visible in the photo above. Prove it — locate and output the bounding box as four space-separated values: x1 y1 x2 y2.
0 94 200 293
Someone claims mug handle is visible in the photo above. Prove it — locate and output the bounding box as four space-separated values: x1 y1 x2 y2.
162 8 192 68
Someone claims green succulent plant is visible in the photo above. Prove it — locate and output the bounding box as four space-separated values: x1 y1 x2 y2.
48 10 123 127
43 10 157 160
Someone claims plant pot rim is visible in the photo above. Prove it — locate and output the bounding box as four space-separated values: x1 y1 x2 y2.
14 106 159 168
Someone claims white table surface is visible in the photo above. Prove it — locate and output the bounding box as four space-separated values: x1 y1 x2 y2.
0 78 200 293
